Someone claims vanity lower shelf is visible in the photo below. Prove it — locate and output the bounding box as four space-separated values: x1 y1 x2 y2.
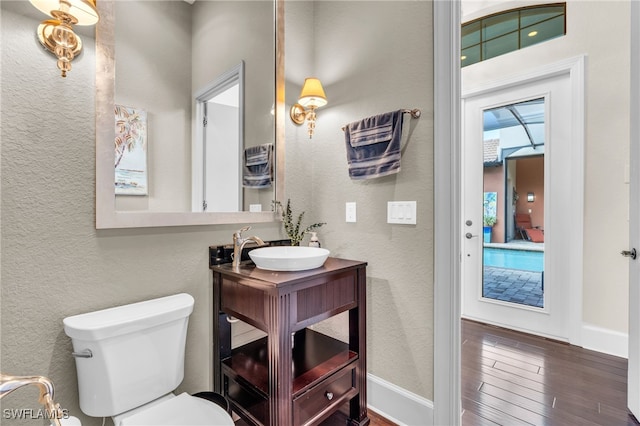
222 328 358 426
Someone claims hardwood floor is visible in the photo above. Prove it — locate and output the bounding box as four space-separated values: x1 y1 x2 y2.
462 319 639 425
234 406 397 425
236 320 636 426
318 408 397 426
367 409 397 426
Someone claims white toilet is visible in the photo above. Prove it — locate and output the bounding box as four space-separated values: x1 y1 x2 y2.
63 293 234 426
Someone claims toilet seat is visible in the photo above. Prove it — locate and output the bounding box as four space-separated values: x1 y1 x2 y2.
114 392 234 426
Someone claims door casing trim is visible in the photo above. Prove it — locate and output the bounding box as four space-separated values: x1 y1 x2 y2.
433 1 586 423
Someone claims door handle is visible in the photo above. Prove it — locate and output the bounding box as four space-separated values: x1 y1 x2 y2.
621 248 637 260
465 232 478 239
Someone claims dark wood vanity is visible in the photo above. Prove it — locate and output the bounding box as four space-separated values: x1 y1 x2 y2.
211 257 369 426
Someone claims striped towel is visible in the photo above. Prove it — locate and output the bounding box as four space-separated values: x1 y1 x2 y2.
242 143 273 188
344 110 403 180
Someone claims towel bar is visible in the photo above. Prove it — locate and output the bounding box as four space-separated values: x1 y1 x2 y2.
341 108 421 131
402 108 422 118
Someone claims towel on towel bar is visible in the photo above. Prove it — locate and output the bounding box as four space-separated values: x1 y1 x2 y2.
243 143 273 188
344 110 404 180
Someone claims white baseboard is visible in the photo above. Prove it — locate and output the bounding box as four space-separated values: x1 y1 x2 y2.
367 373 434 426
582 323 628 359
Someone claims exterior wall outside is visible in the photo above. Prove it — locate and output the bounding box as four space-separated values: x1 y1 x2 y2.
484 166 505 243
514 156 545 229
463 1 631 333
483 156 544 243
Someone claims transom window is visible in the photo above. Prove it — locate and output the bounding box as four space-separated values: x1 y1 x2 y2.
462 3 566 67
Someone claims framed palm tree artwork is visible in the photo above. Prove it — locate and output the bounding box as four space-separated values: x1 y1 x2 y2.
114 105 148 195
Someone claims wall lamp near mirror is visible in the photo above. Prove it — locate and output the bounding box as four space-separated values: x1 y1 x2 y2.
29 0 100 77
290 77 327 139
527 192 535 202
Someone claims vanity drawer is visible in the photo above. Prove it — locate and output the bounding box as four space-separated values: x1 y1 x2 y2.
294 271 358 328
293 364 357 426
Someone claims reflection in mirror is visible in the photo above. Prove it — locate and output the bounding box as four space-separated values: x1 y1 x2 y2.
95 0 284 228
193 62 244 213
113 0 193 213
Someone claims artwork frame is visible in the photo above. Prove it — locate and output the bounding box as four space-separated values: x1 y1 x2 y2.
114 104 148 195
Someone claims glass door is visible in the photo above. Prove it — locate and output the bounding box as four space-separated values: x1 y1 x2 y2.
462 72 573 341
481 99 545 309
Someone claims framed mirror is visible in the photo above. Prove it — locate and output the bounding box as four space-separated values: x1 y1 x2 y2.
96 0 284 228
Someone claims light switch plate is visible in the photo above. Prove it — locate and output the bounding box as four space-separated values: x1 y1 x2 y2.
346 202 357 222
387 201 417 224
249 204 262 212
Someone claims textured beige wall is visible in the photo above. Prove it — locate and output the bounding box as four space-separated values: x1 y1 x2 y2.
0 4 283 424
1 3 435 425
286 1 435 400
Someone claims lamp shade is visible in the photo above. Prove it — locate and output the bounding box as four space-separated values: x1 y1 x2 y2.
29 0 99 25
298 78 327 108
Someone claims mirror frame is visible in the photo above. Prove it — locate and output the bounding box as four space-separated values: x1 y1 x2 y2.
95 0 285 228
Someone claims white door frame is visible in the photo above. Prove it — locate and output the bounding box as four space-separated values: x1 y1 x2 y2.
192 62 244 212
628 0 640 419
433 2 592 424
433 2 462 424
461 59 585 343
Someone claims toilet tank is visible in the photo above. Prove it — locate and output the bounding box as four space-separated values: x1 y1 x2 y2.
63 293 195 417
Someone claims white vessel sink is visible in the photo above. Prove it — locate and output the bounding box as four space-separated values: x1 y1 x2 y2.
248 246 330 271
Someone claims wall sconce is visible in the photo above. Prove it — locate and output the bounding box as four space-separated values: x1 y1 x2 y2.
527 192 535 202
29 0 100 77
290 77 327 139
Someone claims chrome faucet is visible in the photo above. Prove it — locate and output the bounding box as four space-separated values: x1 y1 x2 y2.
0 373 66 426
232 226 265 269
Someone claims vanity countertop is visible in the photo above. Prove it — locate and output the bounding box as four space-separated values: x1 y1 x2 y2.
210 256 367 288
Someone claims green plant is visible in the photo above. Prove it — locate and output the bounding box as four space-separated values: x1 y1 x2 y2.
272 199 326 246
483 216 497 227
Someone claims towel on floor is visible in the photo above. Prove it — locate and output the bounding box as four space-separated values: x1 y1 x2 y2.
344 110 404 180
242 143 273 188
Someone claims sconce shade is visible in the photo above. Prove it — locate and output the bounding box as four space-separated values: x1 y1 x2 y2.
527 192 535 202
29 0 99 25
290 77 327 139
298 78 327 108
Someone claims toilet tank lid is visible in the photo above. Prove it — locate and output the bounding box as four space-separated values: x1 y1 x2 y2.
63 293 195 341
